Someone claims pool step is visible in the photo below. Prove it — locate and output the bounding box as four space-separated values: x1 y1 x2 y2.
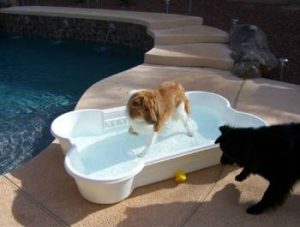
150 25 229 45
144 43 234 70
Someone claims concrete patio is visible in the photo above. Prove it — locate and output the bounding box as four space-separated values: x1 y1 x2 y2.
1 6 300 227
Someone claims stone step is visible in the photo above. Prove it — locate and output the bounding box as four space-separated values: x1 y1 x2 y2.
145 43 234 70
150 25 228 45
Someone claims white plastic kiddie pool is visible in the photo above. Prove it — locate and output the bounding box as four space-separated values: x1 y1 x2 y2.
51 91 266 204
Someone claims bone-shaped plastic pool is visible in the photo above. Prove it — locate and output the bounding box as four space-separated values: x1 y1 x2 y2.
51 91 266 204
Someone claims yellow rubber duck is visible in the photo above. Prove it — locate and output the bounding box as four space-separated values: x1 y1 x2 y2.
175 170 187 183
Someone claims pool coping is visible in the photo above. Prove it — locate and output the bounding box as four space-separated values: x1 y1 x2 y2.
1 6 300 227
0 6 203 30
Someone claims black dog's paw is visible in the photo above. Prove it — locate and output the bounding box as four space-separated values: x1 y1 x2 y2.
235 174 245 182
246 204 265 215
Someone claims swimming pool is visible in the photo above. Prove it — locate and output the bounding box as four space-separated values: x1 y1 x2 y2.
0 33 144 174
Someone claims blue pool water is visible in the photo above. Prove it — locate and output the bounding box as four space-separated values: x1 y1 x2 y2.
0 33 144 174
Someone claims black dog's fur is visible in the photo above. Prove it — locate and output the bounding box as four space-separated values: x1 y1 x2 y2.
215 123 300 215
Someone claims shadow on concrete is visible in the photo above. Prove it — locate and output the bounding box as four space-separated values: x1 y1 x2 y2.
118 183 300 227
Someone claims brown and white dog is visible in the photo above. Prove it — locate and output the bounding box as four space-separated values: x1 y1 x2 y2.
126 81 194 157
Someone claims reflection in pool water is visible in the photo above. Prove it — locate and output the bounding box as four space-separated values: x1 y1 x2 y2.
0 33 144 174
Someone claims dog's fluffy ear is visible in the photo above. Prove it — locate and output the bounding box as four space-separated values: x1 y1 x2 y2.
151 97 161 124
130 94 144 107
219 125 231 134
215 125 231 144
149 108 157 123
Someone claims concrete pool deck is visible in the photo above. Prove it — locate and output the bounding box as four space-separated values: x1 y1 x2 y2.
1 6 300 227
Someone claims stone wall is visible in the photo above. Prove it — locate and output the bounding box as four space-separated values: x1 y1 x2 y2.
13 0 90 7
0 14 154 50
16 1 114 7
226 0 300 4
17 0 300 6
0 0 11 7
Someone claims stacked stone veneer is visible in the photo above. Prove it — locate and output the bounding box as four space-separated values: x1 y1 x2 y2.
0 14 154 50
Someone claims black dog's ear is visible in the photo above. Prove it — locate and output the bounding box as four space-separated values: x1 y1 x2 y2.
219 125 231 134
215 135 222 144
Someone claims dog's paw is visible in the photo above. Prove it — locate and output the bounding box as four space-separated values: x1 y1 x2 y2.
246 204 265 215
137 150 147 158
129 131 138 135
187 131 194 137
136 146 150 158
128 127 138 135
235 174 245 182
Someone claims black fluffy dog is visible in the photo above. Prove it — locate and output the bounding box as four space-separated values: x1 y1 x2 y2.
215 123 300 215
